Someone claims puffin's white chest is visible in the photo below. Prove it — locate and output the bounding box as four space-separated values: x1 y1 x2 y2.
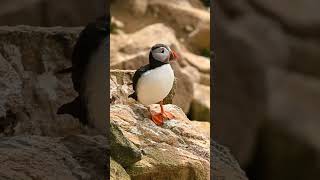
83 39 107 133
137 64 174 105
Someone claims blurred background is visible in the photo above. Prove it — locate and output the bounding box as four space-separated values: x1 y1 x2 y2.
214 0 320 179
0 0 105 26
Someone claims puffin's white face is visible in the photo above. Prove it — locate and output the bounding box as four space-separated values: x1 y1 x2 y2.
151 46 171 62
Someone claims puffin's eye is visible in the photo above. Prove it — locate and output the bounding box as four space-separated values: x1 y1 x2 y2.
161 49 164 53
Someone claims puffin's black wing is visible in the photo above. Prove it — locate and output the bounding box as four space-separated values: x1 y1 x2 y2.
57 15 109 123
72 15 109 92
129 64 150 100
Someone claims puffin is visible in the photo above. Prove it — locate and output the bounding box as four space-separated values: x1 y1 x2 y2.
57 15 108 133
129 44 178 126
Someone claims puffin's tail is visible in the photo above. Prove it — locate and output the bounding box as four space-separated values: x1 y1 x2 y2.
57 96 81 119
128 92 137 101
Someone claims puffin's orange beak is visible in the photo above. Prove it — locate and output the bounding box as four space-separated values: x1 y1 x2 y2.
170 50 179 61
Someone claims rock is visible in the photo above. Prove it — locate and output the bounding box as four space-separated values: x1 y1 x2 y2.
0 135 108 180
111 103 210 180
171 63 194 113
0 26 84 136
189 0 209 9
148 0 210 33
110 158 131 180
184 25 194 33
127 146 209 180
186 22 210 52
200 73 210 86
129 0 149 16
110 101 247 180
0 53 23 118
110 70 136 105
148 0 210 53
181 65 201 84
190 83 210 121
61 135 109 179
183 51 210 73
190 121 210 137
111 0 209 51
110 23 181 69
109 52 247 180
111 16 125 29
110 122 142 167
212 140 249 180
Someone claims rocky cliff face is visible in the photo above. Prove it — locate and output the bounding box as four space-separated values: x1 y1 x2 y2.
110 70 247 180
216 0 320 179
0 26 109 179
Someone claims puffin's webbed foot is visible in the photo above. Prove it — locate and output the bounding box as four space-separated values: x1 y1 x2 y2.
148 101 175 126
162 111 174 120
150 112 164 126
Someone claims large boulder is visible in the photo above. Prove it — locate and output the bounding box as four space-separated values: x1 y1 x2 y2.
110 122 142 167
110 69 248 180
111 0 210 52
183 51 210 74
110 158 131 180
110 23 181 69
111 103 210 180
212 140 249 180
0 135 108 180
0 53 23 120
190 83 210 121
0 26 85 136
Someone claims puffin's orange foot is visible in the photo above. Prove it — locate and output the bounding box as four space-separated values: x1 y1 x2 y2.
151 113 164 126
162 111 175 120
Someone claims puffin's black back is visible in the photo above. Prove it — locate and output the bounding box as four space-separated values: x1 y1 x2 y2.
72 15 109 92
57 15 109 123
129 46 168 100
